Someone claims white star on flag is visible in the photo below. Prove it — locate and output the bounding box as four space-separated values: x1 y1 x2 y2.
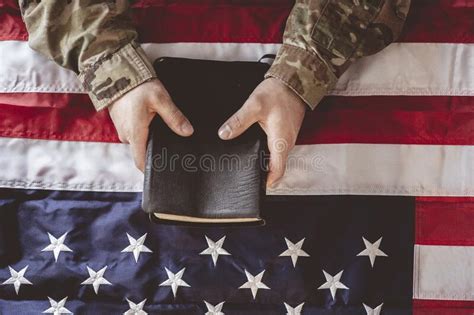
238 269 270 299
317 270 349 300
43 297 72 315
279 238 310 267
357 237 388 267
159 267 190 298
284 302 305 315
124 298 147 315
42 232 73 262
199 236 231 267
204 301 225 315
1 265 32 294
121 233 153 263
363 303 383 315
81 266 112 294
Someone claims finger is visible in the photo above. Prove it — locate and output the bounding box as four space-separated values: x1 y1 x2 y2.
129 126 150 172
266 136 291 187
153 94 194 137
218 104 259 140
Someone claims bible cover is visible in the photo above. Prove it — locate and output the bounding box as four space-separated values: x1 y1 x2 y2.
142 57 269 223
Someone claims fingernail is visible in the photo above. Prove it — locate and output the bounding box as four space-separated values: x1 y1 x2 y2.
181 121 194 135
266 175 281 189
218 125 232 140
266 175 274 188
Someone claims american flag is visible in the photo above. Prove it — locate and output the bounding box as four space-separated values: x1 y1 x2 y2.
0 0 472 314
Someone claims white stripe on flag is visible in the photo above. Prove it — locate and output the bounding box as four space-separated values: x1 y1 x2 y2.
0 137 471 196
0 41 472 96
413 245 474 301
268 144 473 196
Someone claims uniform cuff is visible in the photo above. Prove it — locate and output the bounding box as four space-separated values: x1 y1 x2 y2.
264 44 337 110
78 41 157 111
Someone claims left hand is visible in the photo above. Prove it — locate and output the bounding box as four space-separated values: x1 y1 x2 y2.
218 78 306 187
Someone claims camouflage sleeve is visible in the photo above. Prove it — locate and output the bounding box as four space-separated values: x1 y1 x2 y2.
265 0 411 109
19 0 157 111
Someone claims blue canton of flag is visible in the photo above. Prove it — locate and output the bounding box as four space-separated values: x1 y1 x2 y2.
0 190 414 314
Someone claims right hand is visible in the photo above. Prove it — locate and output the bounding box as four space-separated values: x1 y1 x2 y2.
108 79 194 172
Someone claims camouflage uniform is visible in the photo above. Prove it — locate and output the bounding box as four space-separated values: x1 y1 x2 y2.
266 0 411 108
19 0 410 111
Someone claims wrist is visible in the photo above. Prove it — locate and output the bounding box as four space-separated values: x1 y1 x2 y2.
264 44 337 110
264 77 307 114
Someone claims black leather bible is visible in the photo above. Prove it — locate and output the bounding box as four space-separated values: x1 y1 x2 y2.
142 57 269 223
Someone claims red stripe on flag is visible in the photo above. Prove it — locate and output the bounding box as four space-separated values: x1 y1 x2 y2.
0 94 472 145
400 0 474 43
415 197 474 246
0 1 27 41
299 96 474 145
0 95 119 142
132 2 291 44
1 0 472 43
413 299 474 315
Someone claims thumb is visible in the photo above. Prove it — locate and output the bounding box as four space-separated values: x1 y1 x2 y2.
218 105 258 140
153 94 194 137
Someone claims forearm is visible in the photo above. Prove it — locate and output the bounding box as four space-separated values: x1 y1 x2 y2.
19 0 156 110
266 0 411 109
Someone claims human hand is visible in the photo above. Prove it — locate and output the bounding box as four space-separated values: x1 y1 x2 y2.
218 78 306 187
108 79 194 171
